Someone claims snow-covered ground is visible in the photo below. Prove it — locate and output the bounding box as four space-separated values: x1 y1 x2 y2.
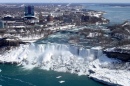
46 25 75 31
17 35 45 42
1 34 45 43
0 43 130 86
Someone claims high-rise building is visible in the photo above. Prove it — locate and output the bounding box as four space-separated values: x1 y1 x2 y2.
0 20 4 29
24 5 34 17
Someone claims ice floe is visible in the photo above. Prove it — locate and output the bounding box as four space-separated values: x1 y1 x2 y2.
56 76 62 79
59 80 65 83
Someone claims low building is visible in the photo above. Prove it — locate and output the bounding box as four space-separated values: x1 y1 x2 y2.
47 14 54 22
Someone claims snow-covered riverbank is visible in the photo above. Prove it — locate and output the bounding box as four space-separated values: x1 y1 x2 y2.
0 43 130 86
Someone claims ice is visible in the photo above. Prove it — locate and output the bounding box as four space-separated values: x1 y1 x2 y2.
59 81 65 83
56 76 62 79
0 43 130 86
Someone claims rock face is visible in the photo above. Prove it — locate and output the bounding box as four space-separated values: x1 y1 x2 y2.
0 37 24 47
104 48 130 61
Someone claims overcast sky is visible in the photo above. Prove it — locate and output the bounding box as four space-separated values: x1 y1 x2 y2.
0 0 130 3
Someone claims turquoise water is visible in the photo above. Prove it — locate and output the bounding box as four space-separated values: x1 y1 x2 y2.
0 65 105 86
85 3 130 25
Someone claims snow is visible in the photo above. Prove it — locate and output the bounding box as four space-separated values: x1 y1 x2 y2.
5 38 16 41
17 35 45 42
88 11 102 18
87 11 106 19
122 21 130 27
0 43 130 86
1 34 44 43
87 32 102 38
46 25 75 31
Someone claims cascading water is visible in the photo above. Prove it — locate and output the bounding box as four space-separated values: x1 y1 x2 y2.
0 43 103 75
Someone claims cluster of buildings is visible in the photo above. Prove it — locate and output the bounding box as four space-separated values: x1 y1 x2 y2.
0 4 109 30
0 5 38 29
0 5 57 29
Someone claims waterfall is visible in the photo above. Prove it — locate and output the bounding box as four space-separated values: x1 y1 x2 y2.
0 43 103 75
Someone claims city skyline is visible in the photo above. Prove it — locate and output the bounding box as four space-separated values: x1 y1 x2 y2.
0 0 130 3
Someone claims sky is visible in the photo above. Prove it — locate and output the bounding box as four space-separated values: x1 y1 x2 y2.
0 0 130 3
